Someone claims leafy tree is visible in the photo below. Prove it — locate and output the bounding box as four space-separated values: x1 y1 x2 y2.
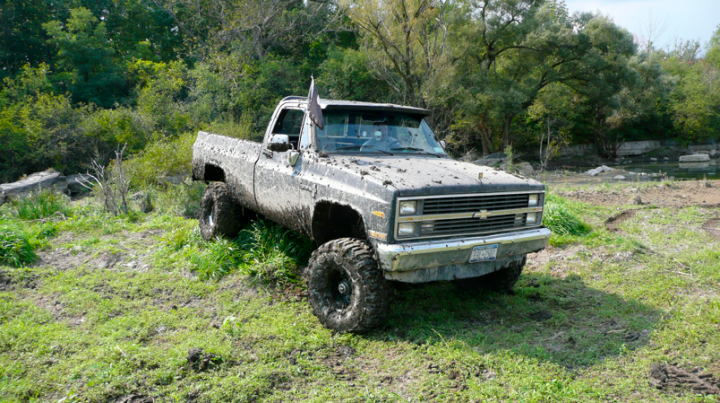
43 7 126 107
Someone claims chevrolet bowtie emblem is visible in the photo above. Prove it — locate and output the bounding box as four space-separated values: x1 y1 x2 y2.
472 210 490 219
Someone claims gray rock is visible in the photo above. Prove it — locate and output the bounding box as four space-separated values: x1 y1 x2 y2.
650 158 657 161
0 170 67 205
679 154 710 162
613 175 626 180
586 165 614 176
515 162 534 176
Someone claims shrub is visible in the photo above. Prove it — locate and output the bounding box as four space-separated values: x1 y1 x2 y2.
125 132 196 187
542 193 592 237
0 223 37 267
12 190 71 220
235 220 314 286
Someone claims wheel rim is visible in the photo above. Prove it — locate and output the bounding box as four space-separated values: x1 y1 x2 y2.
328 269 353 310
204 200 214 227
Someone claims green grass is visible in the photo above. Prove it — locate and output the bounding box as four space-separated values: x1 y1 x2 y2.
542 193 593 246
1 183 719 402
0 222 36 267
11 190 71 220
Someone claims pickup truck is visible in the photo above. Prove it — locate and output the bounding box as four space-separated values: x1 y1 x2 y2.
192 96 551 333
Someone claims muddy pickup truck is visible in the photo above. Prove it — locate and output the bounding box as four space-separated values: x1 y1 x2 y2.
192 96 550 332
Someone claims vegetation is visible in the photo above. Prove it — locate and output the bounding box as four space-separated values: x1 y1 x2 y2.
1 180 719 401
10 190 72 221
0 223 36 267
543 193 593 243
2 0 720 183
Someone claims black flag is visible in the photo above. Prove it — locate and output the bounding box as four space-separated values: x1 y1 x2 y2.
308 77 324 130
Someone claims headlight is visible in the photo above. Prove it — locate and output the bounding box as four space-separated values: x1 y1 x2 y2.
528 194 539 207
399 201 417 215
526 212 538 224
398 222 419 237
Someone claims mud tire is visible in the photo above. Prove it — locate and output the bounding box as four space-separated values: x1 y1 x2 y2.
198 182 245 240
306 238 391 333
453 257 526 293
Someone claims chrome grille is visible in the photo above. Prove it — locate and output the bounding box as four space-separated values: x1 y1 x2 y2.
422 194 530 215
423 215 524 237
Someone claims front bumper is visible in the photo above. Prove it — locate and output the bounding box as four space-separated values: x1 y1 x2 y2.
375 228 551 283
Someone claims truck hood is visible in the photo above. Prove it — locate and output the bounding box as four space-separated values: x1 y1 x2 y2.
321 154 544 196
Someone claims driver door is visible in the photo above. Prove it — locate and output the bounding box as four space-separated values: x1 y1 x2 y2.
254 107 305 231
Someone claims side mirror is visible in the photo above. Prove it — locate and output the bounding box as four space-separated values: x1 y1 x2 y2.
289 150 300 166
268 134 291 152
439 140 447 149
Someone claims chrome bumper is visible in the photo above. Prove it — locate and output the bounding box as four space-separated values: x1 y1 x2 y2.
375 228 552 283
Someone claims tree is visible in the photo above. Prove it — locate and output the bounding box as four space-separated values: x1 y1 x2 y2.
43 7 126 107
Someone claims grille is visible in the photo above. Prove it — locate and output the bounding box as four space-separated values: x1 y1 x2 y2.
422 215 524 237
422 194 530 215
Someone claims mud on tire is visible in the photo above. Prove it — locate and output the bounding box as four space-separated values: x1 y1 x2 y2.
198 182 246 240
453 257 527 293
306 238 391 333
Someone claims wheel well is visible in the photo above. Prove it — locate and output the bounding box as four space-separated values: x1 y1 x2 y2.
204 164 225 182
312 202 366 244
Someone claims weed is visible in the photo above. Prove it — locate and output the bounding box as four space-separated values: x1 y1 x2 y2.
0 223 36 267
543 193 592 238
236 220 314 286
11 190 71 220
191 237 239 280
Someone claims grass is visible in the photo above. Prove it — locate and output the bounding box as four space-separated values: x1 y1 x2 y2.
11 190 71 220
1 183 719 402
542 192 593 246
0 222 36 267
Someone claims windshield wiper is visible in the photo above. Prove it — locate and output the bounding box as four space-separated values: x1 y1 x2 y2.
390 147 443 157
333 145 395 155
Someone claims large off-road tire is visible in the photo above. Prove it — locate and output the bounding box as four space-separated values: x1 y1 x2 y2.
453 257 527 294
306 238 391 333
198 182 246 240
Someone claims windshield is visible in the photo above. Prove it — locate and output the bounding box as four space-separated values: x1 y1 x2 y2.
315 110 447 156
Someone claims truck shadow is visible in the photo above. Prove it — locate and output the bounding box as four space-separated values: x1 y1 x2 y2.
373 273 661 369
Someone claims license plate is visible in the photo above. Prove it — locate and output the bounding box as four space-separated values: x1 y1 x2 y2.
469 244 498 263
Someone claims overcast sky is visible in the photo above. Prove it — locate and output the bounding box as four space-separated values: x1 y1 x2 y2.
564 0 719 51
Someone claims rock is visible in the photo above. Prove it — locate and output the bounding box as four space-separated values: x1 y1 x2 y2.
585 165 615 176
66 174 93 194
515 162 534 176
679 154 710 162
631 196 645 205
650 158 657 161
614 175 626 180
0 169 67 205
663 157 670 161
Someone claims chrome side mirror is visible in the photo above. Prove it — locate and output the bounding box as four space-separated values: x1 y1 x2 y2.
439 140 447 149
268 134 291 152
289 150 300 166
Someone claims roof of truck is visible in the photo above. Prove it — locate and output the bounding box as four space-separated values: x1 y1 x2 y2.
280 96 431 115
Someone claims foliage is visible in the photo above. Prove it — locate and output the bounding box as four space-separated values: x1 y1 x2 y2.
125 132 196 187
0 222 37 267
542 193 593 239
235 220 314 286
11 191 71 221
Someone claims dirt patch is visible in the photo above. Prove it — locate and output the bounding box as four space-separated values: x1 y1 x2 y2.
187 347 222 371
704 218 720 239
556 180 720 208
605 209 638 232
649 364 720 396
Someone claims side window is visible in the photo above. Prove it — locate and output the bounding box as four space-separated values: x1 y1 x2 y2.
272 109 304 148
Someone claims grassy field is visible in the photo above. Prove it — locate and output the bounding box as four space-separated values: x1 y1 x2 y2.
1 181 719 402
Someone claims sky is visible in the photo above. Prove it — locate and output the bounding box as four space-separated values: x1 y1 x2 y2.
564 0 719 51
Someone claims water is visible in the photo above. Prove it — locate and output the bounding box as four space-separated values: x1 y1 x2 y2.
571 160 720 181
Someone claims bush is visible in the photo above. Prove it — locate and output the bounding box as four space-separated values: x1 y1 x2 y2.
12 191 71 220
190 220 313 285
125 132 196 187
235 220 314 286
543 193 592 237
0 223 37 267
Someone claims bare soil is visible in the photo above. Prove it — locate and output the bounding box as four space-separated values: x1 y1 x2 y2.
555 180 720 208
